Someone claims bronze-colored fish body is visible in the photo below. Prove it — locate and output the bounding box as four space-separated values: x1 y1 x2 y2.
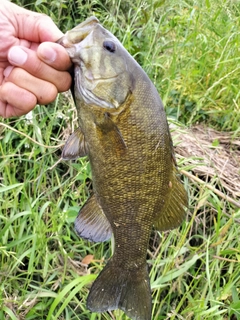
58 17 187 320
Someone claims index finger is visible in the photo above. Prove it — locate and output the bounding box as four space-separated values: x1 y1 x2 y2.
8 44 72 92
37 42 72 71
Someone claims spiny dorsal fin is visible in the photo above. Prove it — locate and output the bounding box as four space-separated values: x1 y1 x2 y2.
154 165 188 231
74 194 112 242
61 127 88 160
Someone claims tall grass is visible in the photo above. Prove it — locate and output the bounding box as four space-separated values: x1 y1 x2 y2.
1 1 239 319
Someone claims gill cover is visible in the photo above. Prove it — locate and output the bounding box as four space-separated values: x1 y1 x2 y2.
58 17 134 109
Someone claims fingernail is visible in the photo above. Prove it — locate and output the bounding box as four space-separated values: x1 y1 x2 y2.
8 47 28 65
39 44 57 63
3 66 14 78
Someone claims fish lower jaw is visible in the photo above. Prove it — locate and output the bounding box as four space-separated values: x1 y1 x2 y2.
80 87 116 109
75 65 119 109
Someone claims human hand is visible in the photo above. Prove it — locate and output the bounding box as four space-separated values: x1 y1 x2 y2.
0 0 72 118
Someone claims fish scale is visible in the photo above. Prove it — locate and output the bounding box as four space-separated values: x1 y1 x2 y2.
58 16 187 320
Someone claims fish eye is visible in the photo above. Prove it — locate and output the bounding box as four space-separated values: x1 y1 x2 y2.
103 40 116 53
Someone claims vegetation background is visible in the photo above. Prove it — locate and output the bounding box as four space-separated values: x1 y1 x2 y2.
0 0 239 319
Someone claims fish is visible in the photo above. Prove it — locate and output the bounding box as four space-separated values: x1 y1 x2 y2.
58 17 188 320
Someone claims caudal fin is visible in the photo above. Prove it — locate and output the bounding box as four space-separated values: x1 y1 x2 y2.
87 258 152 320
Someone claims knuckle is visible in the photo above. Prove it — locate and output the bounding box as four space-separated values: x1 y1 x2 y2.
31 60 44 76
7 67 21 83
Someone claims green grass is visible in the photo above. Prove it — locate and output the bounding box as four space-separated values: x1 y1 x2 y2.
1 0 240 319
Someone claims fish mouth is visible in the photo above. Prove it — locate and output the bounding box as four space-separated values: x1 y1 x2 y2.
58 17 119 109
57 16 99 48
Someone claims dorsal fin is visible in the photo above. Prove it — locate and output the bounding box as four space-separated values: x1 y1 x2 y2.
154 165 188 231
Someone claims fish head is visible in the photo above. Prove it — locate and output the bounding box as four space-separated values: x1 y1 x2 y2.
58 17 134 109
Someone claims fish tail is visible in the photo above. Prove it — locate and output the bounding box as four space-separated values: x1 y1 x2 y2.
87 257 152 320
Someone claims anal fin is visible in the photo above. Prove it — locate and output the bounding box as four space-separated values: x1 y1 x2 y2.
74 194 112 242
62 127 88 160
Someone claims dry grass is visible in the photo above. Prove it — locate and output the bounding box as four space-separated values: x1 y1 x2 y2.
171 123 240 206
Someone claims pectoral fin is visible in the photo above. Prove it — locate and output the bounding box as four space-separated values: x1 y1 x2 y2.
74 194 112 242
62 127 88 160
154 166 188 231
97 112 127 153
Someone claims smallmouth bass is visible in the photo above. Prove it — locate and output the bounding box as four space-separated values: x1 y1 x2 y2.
58 17 187 320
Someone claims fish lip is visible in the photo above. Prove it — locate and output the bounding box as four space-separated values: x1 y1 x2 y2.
70 16 99 33
58 18 119 109
57 16 99 48
57 43 117 107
